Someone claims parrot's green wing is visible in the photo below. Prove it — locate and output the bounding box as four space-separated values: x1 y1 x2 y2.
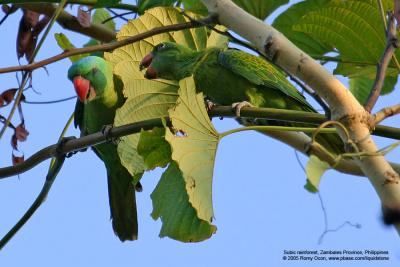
218 50 315 111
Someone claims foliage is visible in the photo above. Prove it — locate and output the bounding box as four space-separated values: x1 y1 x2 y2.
1 0 400 246
274 0 397 103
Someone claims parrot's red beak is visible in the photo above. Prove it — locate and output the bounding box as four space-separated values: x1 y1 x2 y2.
139 52 157 79
73 76 93 102
73 76 89 102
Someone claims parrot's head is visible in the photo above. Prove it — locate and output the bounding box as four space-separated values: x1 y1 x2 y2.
68 56 113 103
139 42 195 80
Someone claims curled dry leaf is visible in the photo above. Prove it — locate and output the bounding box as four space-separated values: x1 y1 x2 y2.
15 123 29 142
77 5 91 28
2 4 18 14
12 150 24 166
1 4 10 13
1 88 17 105
23 9 39 27
0 88 25 107
11 134 18 150
16 9 50 60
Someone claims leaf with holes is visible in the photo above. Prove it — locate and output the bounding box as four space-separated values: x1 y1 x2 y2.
304 155 330 193
151 162 217 242
105 7 227 178
165 77 220 223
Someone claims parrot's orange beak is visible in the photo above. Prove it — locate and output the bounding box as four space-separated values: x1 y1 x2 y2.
73 76 92 102
140 52 157 79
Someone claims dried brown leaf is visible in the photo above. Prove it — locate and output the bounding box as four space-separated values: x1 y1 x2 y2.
12 151 24 166
2 4 18 14
77 6 91 28
17 14 33 59
1 88 17 104
11 134 18 150
15 123 29 142
23 9 39 28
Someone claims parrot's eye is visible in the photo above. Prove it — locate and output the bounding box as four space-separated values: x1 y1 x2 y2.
155 43 165 51
92 68 98 75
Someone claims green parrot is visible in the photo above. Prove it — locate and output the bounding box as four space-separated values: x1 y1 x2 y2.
139 42 343 153
68 56 138 241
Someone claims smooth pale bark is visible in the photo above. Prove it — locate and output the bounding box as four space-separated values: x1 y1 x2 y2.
202 0 400 232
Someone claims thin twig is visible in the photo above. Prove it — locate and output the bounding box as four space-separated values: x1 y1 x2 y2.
318 221 361 244
0 154 66 250
105 8 130 22
1 0 138 12
373 103 400 125
1 107 400 178
0 17 212 74
377 0 400 70
364 12 399 112
23 96 76 104
293 150 361 244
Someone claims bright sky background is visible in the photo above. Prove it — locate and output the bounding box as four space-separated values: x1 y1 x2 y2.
0 1 400 266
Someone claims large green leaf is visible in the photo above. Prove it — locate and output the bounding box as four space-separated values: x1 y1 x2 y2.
105 7 227 178
233 0 289 20
151 162 217 242
137 0 176 14
165 77 220 223
112 61 179 180
272 0 332 55
278 0 397 99
182 0 208 15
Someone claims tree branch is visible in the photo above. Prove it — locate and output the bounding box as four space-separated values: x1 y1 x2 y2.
0 17 212 74
0 0 138 12
1 107 400 179
373 104 400 125
201 0 400 232
18 3 116 42
364 12 399 112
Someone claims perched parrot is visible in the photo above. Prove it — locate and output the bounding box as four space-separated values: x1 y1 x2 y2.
68 56 139 241
140 42 343 153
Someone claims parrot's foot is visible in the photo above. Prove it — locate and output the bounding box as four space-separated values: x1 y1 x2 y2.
55 136 79 158
232 101 253 117
101 124 120 145
205 99 216 112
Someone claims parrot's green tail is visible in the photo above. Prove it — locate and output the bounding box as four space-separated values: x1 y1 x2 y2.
107 168 138 241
